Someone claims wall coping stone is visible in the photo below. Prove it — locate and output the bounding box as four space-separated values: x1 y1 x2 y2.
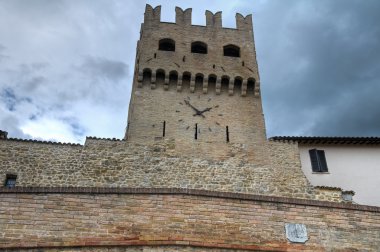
1 187 379 213
0 137 82 146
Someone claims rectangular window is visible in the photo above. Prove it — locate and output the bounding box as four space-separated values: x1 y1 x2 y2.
5 174 17 188
309 149 328 172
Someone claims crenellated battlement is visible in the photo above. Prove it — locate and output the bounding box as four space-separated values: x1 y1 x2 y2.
144 4 161 24
206 11 222 28
144 4 253 31
175 7 192 26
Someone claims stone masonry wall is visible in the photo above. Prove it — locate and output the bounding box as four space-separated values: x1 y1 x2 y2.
1 191 379 251
0 138 320 201
127 5 263 146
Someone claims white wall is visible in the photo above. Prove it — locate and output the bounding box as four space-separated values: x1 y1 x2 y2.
299 144 380 206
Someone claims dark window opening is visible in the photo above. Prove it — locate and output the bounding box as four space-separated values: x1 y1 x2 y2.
309 149 328 172
195 75 204 92
221 77 229 93
181 72 191 91
234 77 242 94
195 123 198 140
169 71 178 89
226 126 229 142
213 64 215 69
242 61 245 66
183 56 186 62
142 69 152 85
162 121 166 137
156 70 165 87
208 75 217 94
224 44 240 57
191 41 207 54
5 174 17 188
158 38 175 51
247 78 255 95
154 53 157 58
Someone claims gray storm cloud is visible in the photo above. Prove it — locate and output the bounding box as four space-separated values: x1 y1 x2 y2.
0 0 379 142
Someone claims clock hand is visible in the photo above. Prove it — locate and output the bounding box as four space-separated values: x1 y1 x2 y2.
184 100 201 113
193 113 205 118
199 107 212 114
192 107 212 118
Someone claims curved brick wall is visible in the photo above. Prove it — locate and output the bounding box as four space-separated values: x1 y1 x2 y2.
1 189 379 251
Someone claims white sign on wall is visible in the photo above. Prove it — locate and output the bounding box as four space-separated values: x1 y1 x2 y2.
285 223 308 243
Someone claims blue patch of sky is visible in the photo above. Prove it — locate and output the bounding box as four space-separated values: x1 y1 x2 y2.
0 87 33 112
1 87 17 111
70 122 86 136
29 114 37 120
60 116 86 137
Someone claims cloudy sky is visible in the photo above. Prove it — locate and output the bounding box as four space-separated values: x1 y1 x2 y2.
0 0 379 143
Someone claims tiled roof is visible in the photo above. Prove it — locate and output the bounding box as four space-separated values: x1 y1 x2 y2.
270 136 380 145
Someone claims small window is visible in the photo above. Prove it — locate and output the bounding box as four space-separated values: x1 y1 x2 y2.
309 149 328 172
158 38 175 51
191 41 207 54
223 44 240 57
5 174 17 188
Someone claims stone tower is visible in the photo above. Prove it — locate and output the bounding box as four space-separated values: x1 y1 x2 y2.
126 5 265 156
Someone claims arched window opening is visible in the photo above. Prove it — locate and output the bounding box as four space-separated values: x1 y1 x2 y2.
247 78 255 96
221 76 230 94
208 75 217 94
195 74 204 93
182 72 191 91
191 41 208 54
234 77 243 94
224 44 240 57
169 71 178 89
142 68 152 85
156 69 165 88
158 38 175 51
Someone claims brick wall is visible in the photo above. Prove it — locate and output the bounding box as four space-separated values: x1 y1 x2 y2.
1 189 379 251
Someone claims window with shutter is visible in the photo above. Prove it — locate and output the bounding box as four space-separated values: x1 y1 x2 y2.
308 149 328 173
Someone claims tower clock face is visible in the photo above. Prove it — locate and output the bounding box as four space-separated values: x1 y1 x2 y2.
176 96 222 132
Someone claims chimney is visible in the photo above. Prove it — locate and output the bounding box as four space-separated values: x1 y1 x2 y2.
0 130 8 139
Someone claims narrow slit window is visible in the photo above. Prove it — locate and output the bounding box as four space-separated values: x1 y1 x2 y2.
195 123 198 140
162 121 166 137
226 126 229 142
5 174 17 188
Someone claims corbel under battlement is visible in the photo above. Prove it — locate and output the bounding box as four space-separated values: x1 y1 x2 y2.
144 4 253 31
137 67 260 97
